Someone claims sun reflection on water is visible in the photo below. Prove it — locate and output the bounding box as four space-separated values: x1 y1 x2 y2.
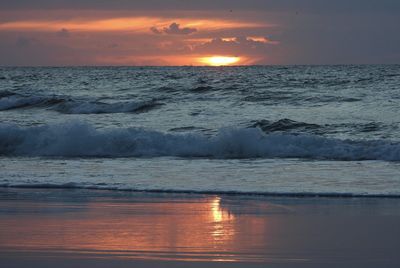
210 197 234 223
210 197 235 244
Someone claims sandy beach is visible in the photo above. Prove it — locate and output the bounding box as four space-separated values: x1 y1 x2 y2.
0 188 399 267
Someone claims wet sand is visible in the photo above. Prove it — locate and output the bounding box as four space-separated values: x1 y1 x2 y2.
1 188 400 267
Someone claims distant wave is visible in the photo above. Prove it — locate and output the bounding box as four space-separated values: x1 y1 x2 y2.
0 92 64 110
251 119 320 133
0 90 15 98
1 182 399 199
51 99 162 114
251 118 388 135
243 93 362 104
0 91 162 114
1 121 400 160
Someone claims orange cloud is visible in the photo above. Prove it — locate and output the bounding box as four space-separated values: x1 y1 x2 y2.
0 11 277 66
151 22 197 35
0 17 266 33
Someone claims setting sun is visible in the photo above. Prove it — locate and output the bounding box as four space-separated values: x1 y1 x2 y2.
200 56 240 66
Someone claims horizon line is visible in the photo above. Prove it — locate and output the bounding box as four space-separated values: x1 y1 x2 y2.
1 63 399 68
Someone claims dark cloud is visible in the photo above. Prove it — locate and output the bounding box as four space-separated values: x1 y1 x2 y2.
16 36 35 47
56 28 70 37
164 23 197 35
108 43 119 48
0 33 88 66
150 27 162 35
194 37 274 56
151 23 197 35
1 0 400 14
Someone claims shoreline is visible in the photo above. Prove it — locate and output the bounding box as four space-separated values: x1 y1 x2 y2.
1 184 400 199
1 188 400 267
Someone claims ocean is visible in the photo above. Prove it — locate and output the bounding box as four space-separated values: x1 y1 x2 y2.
1 65 400 197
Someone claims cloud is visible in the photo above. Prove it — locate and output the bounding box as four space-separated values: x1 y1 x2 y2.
165 23 197 35
151 22 197 35
194 36 275 56
15 36 35 47
1 1 399 65
56 28 70 37
150 26 162 35
1 0 400 14
108 43 119 48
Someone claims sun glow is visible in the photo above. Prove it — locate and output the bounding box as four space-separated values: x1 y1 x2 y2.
200 56 240 66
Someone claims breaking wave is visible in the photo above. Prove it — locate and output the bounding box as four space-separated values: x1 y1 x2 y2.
0 93 64 110
1 121 400 160
0 92 162 114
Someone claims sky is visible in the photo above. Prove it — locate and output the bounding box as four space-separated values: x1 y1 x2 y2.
0 0 399 66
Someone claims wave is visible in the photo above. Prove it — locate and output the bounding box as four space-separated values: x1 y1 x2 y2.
0 94 64 110
0 90 15 98
51 99 162 114
0 92 162 114
251 118 388 135
1 121 400 160
242 91 362 105
251 119 320 133
190 85 214 92
1 183 399 198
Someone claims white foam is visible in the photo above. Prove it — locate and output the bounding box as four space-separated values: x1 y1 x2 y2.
0 121 400 160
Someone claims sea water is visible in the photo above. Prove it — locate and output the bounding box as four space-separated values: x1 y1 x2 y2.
1 65 400 196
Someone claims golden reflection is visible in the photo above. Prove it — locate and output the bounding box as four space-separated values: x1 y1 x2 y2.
0 195 270 262
200 56 241 66
210 197 234 223
210 197 235 245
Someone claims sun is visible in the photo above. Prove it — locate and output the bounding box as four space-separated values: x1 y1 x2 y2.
199 56 240 66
